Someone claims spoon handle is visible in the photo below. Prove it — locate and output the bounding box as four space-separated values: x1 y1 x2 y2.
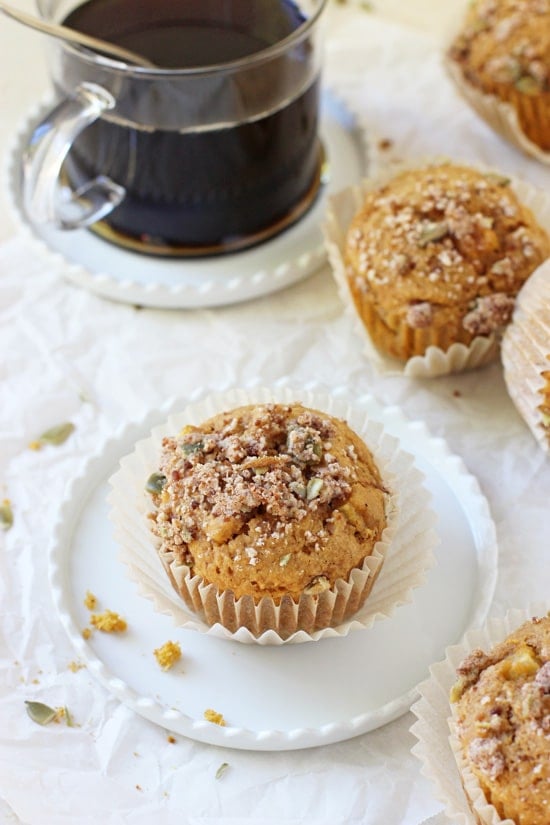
0 0 155 68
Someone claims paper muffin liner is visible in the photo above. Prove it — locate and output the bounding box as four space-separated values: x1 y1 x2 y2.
107 387 437 645
323 160 550 378
444 52 550 166
410 603 549 824
502 259 550 454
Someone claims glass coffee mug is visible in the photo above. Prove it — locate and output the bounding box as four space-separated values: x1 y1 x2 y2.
24 0 328 256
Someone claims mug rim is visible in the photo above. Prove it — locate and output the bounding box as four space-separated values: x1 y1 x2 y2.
36 0 329 76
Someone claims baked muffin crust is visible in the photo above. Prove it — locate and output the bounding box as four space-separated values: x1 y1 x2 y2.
148 403 388 604
344 162 550 359
451 615 550 825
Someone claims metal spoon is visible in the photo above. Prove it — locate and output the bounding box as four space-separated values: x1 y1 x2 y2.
0 0 156 68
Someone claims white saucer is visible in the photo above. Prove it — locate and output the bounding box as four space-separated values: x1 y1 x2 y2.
6 91 366 309
48 390 498 751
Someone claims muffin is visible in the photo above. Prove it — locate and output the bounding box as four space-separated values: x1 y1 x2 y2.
447 0 550 158
342 162 550 363
146 402 390 638
502 258 550 453
450 615 550 824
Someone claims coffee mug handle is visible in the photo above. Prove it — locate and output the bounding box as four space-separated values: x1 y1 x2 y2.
22 81 126 230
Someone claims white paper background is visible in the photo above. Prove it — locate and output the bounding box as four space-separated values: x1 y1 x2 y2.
1 3 549 823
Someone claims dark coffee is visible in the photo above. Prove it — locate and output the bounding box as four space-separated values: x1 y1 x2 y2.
61 0 323 255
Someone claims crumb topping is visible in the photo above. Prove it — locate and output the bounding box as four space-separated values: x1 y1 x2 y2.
147 403 388 603
462 293 516 335
468 736 506 780
154 406 351 539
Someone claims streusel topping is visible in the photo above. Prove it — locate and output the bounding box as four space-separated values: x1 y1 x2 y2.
147 403 388 602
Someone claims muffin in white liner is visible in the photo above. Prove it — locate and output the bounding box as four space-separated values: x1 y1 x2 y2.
410 604 549 825
107 387 437 645
323 161 550 379
444 0 550 165
502 259 550 454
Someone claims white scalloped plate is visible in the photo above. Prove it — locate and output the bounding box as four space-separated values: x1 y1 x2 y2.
48 389 498 751
6 90 365 309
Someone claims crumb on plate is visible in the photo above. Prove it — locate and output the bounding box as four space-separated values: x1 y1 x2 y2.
90 610 127 633
204 708 226 726
84 590 97 610
153 641 182 671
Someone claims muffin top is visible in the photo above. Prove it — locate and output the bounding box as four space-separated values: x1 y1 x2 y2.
345 162 549 339
147 403 388 603
449 0 550 98
450 615 550 825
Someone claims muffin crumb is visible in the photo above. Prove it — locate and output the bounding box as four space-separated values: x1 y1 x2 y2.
153 641 182 671
204 709 226 726
84 590 97 610
90 610 127 633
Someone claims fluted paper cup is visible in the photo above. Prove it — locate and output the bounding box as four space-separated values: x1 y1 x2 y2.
502 259 550 454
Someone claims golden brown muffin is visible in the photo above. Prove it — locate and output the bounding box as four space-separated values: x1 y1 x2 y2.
502 259 550 453
146 403 389 634
448 0 550 152
450 615 550 825
344 162 550 361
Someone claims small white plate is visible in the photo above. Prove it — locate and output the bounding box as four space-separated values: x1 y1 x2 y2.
6 91 366 309
48 391 498 751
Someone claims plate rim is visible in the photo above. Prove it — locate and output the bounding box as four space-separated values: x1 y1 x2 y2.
47 386 498 751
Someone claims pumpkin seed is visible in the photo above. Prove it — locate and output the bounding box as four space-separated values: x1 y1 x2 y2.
181 440 204 455
418 221 449 247
215 762 230 780
484 172 511 187
279 553 292 567
515 75 540 96
25 701 57 726
0 499 13 531
289 481 307 499
36 422 75 447
145 472 167 494
306 477 324 501
310 440 323 459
